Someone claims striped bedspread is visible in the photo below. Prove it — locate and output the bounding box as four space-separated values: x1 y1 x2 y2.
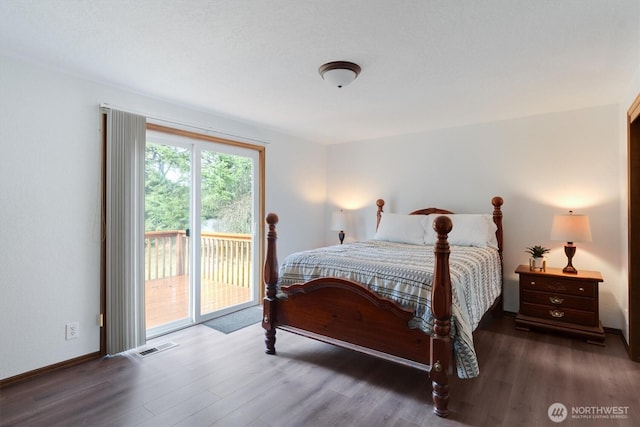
277 240 502 379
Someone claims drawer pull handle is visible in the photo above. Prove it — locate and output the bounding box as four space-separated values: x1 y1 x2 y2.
530 281 536 285
549 296 564 305
579 287 585 292
549 309 565 318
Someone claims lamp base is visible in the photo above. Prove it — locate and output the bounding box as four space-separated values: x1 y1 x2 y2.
563 243 578 274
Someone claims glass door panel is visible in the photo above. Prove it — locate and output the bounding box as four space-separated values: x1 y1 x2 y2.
199 149 255 317
144 142 192 332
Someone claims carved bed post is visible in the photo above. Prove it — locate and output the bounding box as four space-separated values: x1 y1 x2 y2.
376 199 384 230
491 196 504 260
263 213 279 355
430 215 453 418
491 196 504 314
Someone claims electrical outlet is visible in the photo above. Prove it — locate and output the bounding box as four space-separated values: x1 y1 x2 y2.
66 322 79 340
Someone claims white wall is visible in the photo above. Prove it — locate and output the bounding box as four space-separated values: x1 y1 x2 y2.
326 105 625 330
0 54 327 380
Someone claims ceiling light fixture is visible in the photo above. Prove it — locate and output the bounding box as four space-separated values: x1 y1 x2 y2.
318 61 361 88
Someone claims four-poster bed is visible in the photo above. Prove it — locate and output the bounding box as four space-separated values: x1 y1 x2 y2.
262 197 504 417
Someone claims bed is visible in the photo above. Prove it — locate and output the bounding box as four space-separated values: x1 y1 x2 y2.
262 197 504 417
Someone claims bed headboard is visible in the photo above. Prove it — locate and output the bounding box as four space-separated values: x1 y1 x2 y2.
375 197 504 257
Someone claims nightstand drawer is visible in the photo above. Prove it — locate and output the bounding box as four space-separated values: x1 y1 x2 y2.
520 275 595 297
521 289 596 311
521 302 597 326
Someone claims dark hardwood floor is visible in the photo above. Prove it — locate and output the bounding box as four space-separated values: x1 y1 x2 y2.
1 315 638 426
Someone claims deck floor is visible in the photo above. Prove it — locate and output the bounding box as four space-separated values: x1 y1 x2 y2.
145 275 251 328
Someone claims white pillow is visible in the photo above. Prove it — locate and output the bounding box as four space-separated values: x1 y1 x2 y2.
423 214 437 243
374 213 428 245
424 214 498 248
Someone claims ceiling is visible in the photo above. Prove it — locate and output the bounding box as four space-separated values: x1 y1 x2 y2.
1 0 638 144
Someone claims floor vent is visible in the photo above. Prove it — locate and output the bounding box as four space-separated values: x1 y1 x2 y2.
136 341 178 358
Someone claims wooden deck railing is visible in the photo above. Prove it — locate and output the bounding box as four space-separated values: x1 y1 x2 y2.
145 230 189 280
144 230 252 287
201 232 252 288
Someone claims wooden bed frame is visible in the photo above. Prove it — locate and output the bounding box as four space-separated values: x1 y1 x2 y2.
262 196 504 417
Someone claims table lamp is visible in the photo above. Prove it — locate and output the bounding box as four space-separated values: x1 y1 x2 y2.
331 209 348 244
550 210 592 274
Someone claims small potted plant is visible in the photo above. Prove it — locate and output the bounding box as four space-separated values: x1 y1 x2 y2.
526 245 550 271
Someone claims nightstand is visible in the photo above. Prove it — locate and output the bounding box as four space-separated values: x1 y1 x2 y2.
514 265 605 345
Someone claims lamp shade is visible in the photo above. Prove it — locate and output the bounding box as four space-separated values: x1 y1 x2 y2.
550 211 592 243
331 210 348 231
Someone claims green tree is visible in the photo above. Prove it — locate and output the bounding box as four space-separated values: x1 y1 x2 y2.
145 143 252 234
201 151 252 233
145 143 190 232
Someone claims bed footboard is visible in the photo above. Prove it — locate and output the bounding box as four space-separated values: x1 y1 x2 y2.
279 277 431 369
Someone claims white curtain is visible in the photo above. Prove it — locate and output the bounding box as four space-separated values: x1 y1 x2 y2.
105 109 146 354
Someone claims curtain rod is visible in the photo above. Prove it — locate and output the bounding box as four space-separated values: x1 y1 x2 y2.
99 103 270 145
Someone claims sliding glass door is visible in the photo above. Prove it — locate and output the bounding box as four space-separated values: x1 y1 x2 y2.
144 128 261 337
